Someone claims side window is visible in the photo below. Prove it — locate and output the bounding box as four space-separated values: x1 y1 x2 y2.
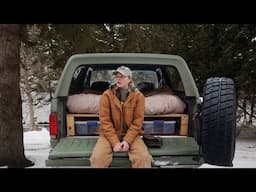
69 66 88 95
166 67 184 91
73 66 85 80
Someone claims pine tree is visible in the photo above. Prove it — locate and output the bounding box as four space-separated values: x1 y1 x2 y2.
0 24 34 167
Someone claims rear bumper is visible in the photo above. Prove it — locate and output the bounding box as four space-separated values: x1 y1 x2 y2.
45 155 204 168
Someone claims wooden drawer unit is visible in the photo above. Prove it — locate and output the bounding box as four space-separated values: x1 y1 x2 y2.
66 113 189 136
144 114 189 136
66 114 99 136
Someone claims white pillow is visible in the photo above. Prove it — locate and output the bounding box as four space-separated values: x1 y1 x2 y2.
67 94 101 114
145 94 186 115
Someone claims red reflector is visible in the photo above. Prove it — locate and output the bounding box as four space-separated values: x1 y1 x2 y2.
49 113 58 136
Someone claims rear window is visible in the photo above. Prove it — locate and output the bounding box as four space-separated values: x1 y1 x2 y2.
90 69 159 89
68 64 184 95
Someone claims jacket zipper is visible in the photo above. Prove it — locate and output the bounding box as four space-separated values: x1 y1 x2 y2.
120 101 124 138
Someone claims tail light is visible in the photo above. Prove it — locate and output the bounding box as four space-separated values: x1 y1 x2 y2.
49 113 58 138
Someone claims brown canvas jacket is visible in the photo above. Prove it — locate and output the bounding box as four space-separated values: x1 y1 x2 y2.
98 84 145 147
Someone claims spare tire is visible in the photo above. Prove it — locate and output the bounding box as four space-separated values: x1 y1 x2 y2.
201 77 236 166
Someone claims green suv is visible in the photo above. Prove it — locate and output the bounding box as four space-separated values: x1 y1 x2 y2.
46 53 236 168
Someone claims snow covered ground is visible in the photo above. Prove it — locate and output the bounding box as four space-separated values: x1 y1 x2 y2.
24 128 51 168
22 127 256 168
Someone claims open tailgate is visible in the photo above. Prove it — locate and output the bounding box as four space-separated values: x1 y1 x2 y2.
46 136 203 167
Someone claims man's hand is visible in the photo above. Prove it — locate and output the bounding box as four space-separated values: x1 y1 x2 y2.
113 141 130 152
120 140 129 152
113 143 123 152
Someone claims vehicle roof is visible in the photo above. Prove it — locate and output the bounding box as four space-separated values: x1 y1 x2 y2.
54 53 199 98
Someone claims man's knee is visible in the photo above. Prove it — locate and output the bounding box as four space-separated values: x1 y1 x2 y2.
90 136 113 168
130 153 153 168
90 153 112 168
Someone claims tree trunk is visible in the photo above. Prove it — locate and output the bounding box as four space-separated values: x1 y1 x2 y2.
22 60 38 131
249 94 255 124
242 97 247 121
27 90 38 131
0 24 34 167
49 81 53 101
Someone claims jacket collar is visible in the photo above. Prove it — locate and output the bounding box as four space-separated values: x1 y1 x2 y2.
108 84 136 108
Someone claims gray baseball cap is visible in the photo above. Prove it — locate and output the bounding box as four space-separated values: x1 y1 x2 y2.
113 66 132 78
